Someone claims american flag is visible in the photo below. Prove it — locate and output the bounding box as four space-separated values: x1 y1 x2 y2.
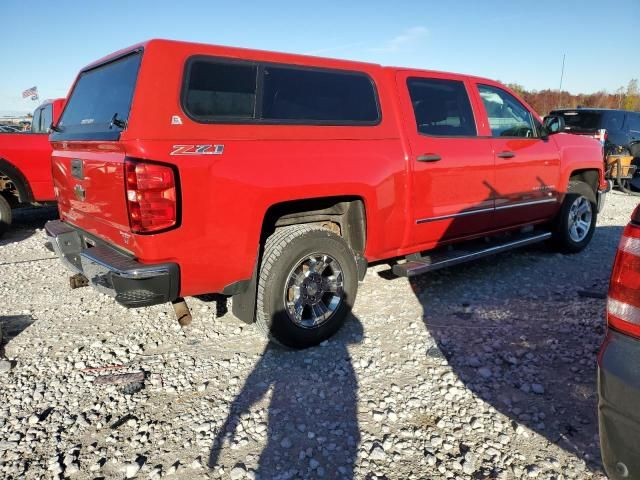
22 86 38 100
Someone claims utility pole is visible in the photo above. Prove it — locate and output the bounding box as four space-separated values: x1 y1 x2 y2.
558 54 566 108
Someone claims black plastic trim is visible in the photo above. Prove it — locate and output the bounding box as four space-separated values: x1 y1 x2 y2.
231 252 259 324
356 254 368 281
222 278 251 296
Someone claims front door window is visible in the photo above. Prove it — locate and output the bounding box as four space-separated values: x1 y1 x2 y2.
478 84 536 138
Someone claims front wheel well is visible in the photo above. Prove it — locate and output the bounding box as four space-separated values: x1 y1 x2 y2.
568 169 599 193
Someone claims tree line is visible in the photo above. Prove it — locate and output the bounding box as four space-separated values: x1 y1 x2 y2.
507 79 639 116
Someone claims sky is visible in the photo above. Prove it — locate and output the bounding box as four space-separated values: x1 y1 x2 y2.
1 0 638 114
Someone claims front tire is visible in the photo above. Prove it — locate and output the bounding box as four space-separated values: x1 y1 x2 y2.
551 180 597 253
0 193 12 238
255 224 358 349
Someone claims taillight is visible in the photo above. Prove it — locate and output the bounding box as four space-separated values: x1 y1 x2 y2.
607 205 640 338
125 159 178 234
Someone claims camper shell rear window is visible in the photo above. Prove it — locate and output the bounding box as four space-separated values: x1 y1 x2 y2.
181 56 381 125
51 50 142 141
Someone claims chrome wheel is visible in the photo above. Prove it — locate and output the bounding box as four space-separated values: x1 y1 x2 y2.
284 253 344 329
568 196 592 242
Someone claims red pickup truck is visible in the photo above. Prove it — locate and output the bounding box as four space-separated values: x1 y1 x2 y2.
45 39 606 348
0 98 65 236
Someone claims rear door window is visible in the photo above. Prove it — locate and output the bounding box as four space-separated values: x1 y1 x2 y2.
52 51 142 141
406 78 477 136
478 85 535 138
182 57 380 125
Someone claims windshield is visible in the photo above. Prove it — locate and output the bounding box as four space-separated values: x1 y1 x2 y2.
53 51 142 141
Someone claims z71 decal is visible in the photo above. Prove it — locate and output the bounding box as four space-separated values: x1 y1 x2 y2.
170 144 224 156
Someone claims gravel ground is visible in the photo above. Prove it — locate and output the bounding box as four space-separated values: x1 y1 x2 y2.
0 192 637 480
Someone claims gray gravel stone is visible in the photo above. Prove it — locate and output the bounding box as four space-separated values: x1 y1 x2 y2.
0 194 628 479
124 462 140 478
0 360 13 373
230 464 247 479
532 383 545 395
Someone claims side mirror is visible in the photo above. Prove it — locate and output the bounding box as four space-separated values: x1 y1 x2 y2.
542 115 565 135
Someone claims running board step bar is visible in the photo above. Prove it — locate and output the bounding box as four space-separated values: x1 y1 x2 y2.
392 231 552 278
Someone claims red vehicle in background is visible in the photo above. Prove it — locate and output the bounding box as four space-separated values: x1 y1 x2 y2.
46 40 606 348
0 98 65 236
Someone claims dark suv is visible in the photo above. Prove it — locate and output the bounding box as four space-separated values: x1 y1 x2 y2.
549 108 640 158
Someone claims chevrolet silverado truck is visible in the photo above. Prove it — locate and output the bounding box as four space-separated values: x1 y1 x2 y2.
0 98 65 236
45 40 606 348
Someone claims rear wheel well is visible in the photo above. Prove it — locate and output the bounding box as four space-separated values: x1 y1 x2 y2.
568 169 599 193
230 196 367 324
0 158 32 205
261 196 367 254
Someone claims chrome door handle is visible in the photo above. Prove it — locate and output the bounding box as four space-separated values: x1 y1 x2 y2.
417 154 442 162
497 151 516 159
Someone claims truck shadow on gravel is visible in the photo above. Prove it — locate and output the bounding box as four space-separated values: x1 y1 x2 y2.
208 314 363 479
0 206 58 246
0 314 35 357
410 224 623 475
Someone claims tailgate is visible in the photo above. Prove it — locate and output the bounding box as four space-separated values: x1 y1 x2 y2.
52 146 130 239
50 50 142 250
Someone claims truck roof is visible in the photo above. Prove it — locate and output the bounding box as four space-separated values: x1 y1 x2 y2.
81 38 499 85
81 38 381 72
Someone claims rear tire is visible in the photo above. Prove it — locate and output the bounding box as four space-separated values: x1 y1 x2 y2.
255 224 358 349
551 180 597 253
0 194 12 238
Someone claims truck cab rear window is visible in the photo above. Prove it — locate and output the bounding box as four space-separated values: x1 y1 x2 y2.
182 57 380 125
52 52 142 141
